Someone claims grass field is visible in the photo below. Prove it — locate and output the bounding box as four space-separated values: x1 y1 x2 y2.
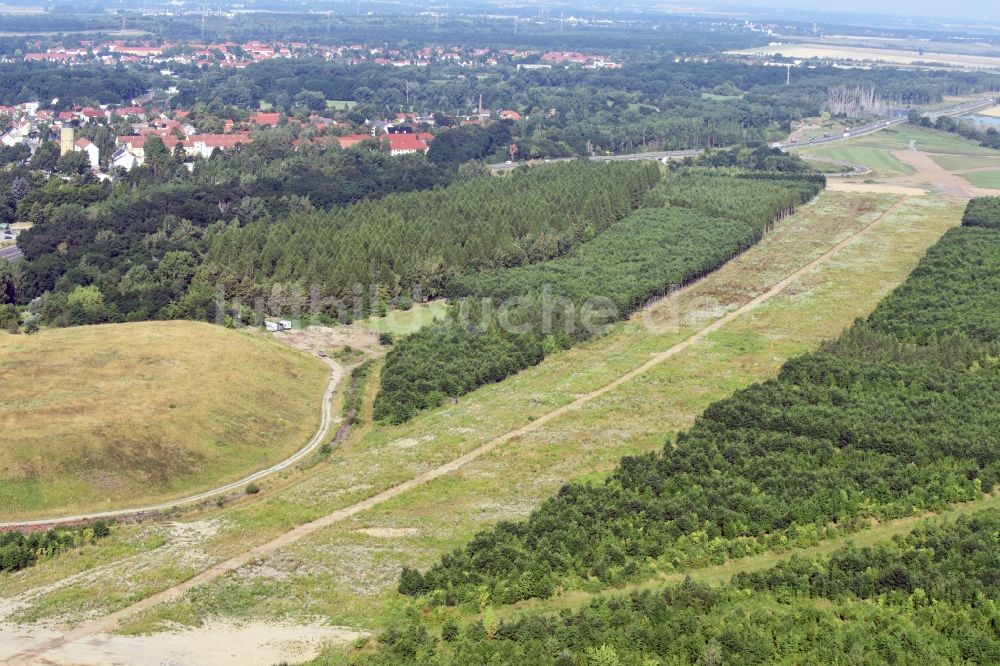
801 159 850 173
797 146 913 175
845 125 997 155
961 170 1000 189
700 92 741 101
730 43 1000 70
361 300 448 336
0 321 329 520
929 153 1000 172
326 100 357 110
799 125 1000 178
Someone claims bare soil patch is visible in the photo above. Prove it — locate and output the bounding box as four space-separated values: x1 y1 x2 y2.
355 527 420 538
0 620 362 666
826 182 926 195
276 325 379 355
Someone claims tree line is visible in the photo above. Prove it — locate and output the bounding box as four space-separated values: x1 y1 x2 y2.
910 111 1000 151
963 196 1000 229
375 170 824 424
0 521 111 574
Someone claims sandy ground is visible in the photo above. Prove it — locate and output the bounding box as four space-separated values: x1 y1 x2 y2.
0 621 362 665
355 527 420 538
275 325 379 355
884 150 1000 198
826 182 926 195
730 44 1000 70
977 106 1000 118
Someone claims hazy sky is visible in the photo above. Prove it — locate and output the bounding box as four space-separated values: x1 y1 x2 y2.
718 0 999 22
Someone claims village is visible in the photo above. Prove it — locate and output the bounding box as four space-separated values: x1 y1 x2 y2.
4 36 620 71
0 93 536 178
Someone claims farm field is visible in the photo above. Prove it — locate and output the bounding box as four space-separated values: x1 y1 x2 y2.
929 153 1000 172
813 124 997 155
962 170 1000 189
729 43 1000 70
795 146 913 175
0 187 965 666
0 321 330 520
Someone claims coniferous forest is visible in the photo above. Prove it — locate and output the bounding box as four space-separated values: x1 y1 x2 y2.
375 170 825 423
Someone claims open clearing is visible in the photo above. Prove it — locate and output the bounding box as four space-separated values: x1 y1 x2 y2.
826 182 926 195
929 153 1000 172
361 300 448 336
961 170 1000 189
0 620 363 665
795 146 913 176
0 321 329 520
729 43 1000 71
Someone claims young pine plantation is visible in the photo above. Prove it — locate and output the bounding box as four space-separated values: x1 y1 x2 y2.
375 170 825 423
355 198 1000 664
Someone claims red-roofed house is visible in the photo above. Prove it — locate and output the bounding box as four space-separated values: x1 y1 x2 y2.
499 109 522 121
251 112 281 126
116 133 182 161
385 133 429 156
336 133 375 149
113 106 147 119
186 132 251 158
73 138 99 170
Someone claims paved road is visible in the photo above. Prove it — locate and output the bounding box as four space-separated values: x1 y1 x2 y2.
0 245 21 262
1 227 22 262
490 98 996 171
0 357 345 530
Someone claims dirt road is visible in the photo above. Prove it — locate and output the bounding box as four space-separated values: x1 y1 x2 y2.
4 194 912 665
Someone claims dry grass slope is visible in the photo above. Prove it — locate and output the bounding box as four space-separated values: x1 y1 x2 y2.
0 321 329 520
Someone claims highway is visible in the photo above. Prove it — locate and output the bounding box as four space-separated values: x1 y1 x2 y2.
490 97 997 171
1 226 23 262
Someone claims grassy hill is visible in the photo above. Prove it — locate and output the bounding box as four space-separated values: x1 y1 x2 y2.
0 321 329 520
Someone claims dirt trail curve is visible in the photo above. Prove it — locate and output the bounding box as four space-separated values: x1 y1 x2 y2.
0 358 345 531
6 195 913 664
